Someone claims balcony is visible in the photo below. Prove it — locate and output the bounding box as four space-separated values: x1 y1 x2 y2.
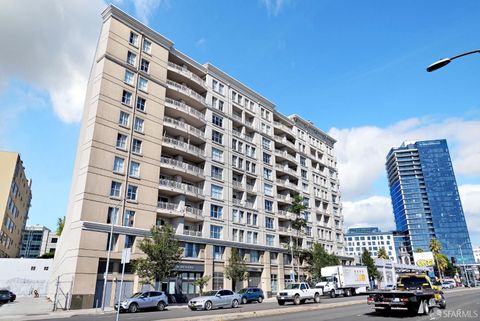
274 135 296 150
278 226 291 234
163 116 205 138
159 179 204 198
166 79 206 106
162 137 204 159
276 179 297 190
160 157 204 178
232 129 253 142
167 61 206 89
165 97 206 124
277 194 292 203
274 149 296 163
246 184 255 192
245 120 254 129
183 229 203 237
157 202 183 218
275 164 297 177
232 114 243 123
232 181 243 189
273 121 293 133
185 206 204 217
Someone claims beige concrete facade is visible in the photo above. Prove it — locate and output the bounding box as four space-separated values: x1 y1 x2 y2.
0 151 32 258
49 5 345 309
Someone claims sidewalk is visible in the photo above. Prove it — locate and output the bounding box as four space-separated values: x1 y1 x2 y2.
0 296 53 320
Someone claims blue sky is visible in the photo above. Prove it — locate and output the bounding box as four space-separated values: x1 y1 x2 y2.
1 0 479 246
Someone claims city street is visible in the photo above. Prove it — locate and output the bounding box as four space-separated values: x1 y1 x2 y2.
29 287 479 321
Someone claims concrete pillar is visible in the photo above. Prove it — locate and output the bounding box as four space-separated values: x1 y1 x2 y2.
223 247 232 289
262 251 272 297
204 244 214 291
278 252 285 290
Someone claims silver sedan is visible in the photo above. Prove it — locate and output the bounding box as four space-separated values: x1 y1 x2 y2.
188 289 241 310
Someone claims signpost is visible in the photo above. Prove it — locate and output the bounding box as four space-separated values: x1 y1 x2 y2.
115 248 131 321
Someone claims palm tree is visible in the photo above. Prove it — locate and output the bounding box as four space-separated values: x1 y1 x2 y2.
429 238 444 282
56 216 66 236
377 248 389 260
289 194 307 281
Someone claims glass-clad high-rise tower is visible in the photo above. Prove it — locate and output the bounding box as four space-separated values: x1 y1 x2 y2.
386 139 474 264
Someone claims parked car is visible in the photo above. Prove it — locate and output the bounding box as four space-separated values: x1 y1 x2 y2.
188 289 241 311
114 291 168 313
0 290 10 304
384 284 396 291
8 291 16 302
238 287 264 304
441 281 455 289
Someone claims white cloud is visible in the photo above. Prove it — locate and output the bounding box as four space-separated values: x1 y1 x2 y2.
342 196 395 232
261 0 292 16
329 117 480 200
132 0 164 24
195 37 206 48
459 185 480 241
0 0 105 123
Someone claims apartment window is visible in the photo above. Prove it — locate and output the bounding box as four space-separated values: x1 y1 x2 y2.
132 138 142 154
265 200 273 212
261 108 271 121
300 156 306 166
211 147 223 162
110 181 122 198
212 130 223 144
253 213 258 226
212 79 224 95
212 114 223 127
124 70 134 85
116 133 128 149
210 204 223 219
261 123 271 135
142 38 152 53
211 184 223 199
264 183 273 196
123 210 135 227
136 96 146 112
127 184 138 201
213 272 223 290
129 31 138 46
122 90 132 106
265 217 274 229
266 234 275 246
213 245 224 260
113 156 125 174
210 225 222 239
262 137 271 150
302 182 308 192
250 250 259 263
107 207 117 224
184 243 199 258
129 161 140 177
263 168 272 180
119 111 130 127
138 77 148 92
211 165 223 180
140 58 150 73
134 117 144 133
301 169 308 179
127 51 136 66
263 152 271 164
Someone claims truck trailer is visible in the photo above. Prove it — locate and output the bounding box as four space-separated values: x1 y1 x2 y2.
316 265 370 298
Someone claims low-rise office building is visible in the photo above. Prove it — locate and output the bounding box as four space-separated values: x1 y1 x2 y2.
345 227 398 262
20 225 58 258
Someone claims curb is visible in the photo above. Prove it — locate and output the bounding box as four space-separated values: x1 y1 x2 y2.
157 298 365 321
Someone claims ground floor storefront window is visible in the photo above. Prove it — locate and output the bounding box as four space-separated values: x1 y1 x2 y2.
180 272 201 295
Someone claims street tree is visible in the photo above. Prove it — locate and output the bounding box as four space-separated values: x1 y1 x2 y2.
429 238 445 281
304 243 340 282
362 249 381 288
289 194 307 281
56 216 65 236
377 248 389 260
224 248 248 291
415 248 424 253
132 224 183 288
192 275 211 295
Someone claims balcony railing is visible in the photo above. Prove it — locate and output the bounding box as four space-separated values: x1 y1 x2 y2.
275 164 297 176
278 226 290 233
232 129 254 142
246 184 254 192
162 137 204 158
166 79 206 105
232 181 243 189
232 114 243 122
157 201 180 211
244 201 255 208
274 135 296 149
232 198 242 205
274 149 296 162
273 121 293 133
183 230 203 237
167 61 206 88
245 120 254 128
276 179 297 189
163 116 205 137
160 157 204 176
164 97 205 121
185 207 203 216
277 194 291 202
159 179 203 196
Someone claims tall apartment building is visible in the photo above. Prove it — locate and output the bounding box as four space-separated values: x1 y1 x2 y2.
386 139 474 264
0 151 32 258
344 227 397 261
49 5 344 309
20 225 58 258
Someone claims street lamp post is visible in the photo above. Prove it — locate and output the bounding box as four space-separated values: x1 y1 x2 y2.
458 243 471 287
101 198 123 312
426 49 480 72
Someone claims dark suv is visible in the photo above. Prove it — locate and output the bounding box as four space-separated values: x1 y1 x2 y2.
0 290 10 304
238 287 264 304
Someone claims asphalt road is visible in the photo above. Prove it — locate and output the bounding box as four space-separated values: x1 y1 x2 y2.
35 288 479 321
254 289 480 321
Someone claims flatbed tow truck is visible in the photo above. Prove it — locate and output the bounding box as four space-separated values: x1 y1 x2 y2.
367 274 446 315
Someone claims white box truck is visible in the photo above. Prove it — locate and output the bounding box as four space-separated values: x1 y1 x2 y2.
315 265 369 298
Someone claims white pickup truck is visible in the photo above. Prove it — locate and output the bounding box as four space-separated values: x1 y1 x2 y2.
276 282 323 305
